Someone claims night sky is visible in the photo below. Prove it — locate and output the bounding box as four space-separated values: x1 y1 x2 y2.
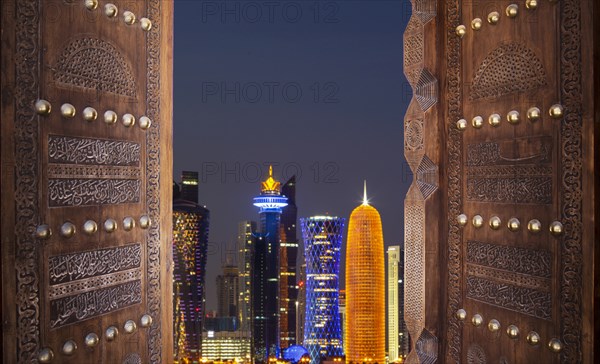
173 0 412 310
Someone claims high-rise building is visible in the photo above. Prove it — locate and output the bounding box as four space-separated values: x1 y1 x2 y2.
181 170 199 203
338 289 345 348
173 195 210 362
344 182 385 363
387 246 400 362
217 264 240 318
252 166 288 361
301 216 345 364
296 263 307 346
280 176 299 349
397 248 410 360
238 221 257 335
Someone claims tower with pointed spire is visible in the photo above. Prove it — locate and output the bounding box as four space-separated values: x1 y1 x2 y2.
344 182 385 363
252 166 288 361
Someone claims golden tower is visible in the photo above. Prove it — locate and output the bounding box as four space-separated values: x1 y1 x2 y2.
344 182 385 363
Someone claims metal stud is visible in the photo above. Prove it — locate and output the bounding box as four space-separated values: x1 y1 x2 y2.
124 320 137 334
140 17 152 31
488 319 501 332
527 331 541 346
527 219 542 233
62 340 77 355
488 113 501 127
60 222 76 238
456 309 467 321
471 116 484 129
83 220 98 235
507 110 520 124
123 10 136 25
140 314 153 328
549 221 563 236
548 338 562 353
123 216 136 231
104 110 117 124
35 99 52 115
139 215 151 229
456 118 467 131
507 324 520 339
139 116 152 130
60 103 76 118
38 348 54 363
35 224 52 239
85 332 99 347
104 3 118 18
471 18 483 30
105 326 119 341
122 113 136 127
456 25 467 37
549 104 564 119
507 217 521 232
82 107 98 122
472 215 484 228
506 4 519 17
527 107 541 122
104 218 117 233
489 216 502 230
457 214 468 227
471 314 483 327
525 0 538 10
85 0 98 11
487 11 500 24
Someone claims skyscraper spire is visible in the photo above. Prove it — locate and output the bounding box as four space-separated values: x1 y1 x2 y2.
362 180 368 206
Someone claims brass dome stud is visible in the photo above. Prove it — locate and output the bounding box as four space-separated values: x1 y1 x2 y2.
60 222 76 238
103 218 117 233
35 224 52 239
506 4 519 18
488 319 500 332
35 99 52 115
471 314 483 327
489 216 502 230
105 326 119 341
123 217 136 231
507 218 521 232
507 110 520 124
104 3 118 18
38 348 54 363
84 332 99 347
83 220 98 235
82 107 98 122
140 18 152 31
549 221 563 236
139 116 152 130
527 107 541 122
527 219 542 233
488 113 501 127
548 338 563 353
85 0 98 11
60 103 76 118
139 215 151 229
456 309 467 321
122 113 135 127
526 0 538 10
456 25 467 38
472 215 484 228
123 10 136 25
456 118 468 131
527 331 541 346
471 116 484 129
507 325 520 339
549 104 564 119
140 314 153 328
104 110 117 124
62 340 77 355
124 320 137 334
488 11 500 24
471 18 483 30
457 214 468 227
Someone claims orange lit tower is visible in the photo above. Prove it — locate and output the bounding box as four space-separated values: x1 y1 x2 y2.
344 182 385 363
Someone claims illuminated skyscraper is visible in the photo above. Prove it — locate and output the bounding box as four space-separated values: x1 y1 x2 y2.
280 176 299 349
296 263 307 346
301 216 345 364
181 170 199 203
252 166 288 361
344 182 385 363
217 264 240 318
387 246 400 362
238 221 257 335
173 195 210 362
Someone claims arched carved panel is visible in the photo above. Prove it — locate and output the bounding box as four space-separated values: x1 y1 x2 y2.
415 328 438 364
416 155 438 200
53 37 137 97
415 69 438 111
469 43 547 101
467 344 486 364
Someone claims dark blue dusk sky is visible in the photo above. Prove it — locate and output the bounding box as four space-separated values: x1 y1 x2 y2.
173 0 412 310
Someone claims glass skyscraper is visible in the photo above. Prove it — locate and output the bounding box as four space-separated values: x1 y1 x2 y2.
280 176 299 349
238 220 257 336
252 166 288 361
301 216 345 364
344 183 385 363
172 184 210 363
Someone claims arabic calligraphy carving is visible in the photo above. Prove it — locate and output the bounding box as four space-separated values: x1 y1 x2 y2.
48 136 140 166
48 178 140 206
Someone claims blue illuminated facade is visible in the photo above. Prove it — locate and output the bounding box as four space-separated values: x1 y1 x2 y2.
300 216 345 364
252 166 288 362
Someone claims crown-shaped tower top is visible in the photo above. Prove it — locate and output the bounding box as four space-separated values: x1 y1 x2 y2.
261 165 281 194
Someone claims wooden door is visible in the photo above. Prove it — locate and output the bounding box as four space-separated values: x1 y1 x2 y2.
403 0 597 363
1 1 173 363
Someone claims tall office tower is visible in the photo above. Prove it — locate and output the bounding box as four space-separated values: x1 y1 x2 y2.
280 176 299 349
397 248 410 360
217 264 240 318
181 170 199 203
345 183 385 364
252 166 288 361
173 197 210 362
238 221 257 335
387 246 400 362
301 216 345 364
338 289 345 348
296 264 307 346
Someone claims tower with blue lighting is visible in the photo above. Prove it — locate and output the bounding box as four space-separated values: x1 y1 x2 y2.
252 166 288 362
300 216 345 364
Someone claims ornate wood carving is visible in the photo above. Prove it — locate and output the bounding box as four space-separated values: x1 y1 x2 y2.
469 42 547 100
53 37 137 97
48 178 140 206
48 136 141 166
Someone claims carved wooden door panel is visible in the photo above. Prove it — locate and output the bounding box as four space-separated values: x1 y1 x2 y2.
1 1 173 363
403 0 596 363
